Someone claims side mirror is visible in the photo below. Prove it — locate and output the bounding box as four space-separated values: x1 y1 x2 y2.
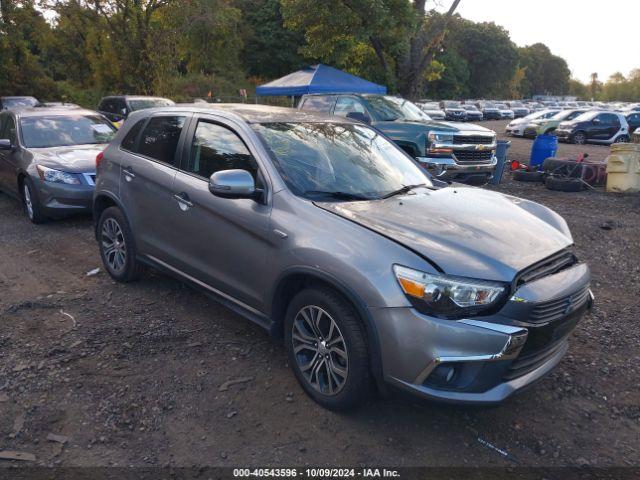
120 108 127 116
0 139 13 151
209 169 256 198
346 112 371 124
592 118 600 124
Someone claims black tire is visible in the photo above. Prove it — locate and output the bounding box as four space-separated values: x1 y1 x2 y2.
21 177 47 224
97 206 144 282
513 169 545 182
571 131 587 145
542 158 584 178
545 176 584 192
284 287 371 411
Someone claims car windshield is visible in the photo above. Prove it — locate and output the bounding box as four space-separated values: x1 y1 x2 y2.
3 97 38 108
128 98 174 111
423 103 440 110
463 105 478 111
20 115 117 148
444 101 460 108
510 102 524 107
365 96 427 122
495 104 508 109
572 111 599 122
253 122 432 200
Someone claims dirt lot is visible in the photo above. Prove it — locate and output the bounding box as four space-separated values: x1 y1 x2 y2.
1 120 639 471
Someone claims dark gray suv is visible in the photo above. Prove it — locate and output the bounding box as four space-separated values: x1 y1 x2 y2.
93 104 592 410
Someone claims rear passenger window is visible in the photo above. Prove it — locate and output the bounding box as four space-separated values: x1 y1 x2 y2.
334 97 367 117
185 121 258 180
137 116 185 166
300 96 336 113
120 119 146 152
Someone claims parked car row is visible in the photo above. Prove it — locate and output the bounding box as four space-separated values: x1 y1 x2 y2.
507 108 637 145
0 93 595 412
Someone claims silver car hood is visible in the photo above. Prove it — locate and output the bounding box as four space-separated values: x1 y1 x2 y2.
316 187 573 282
30 144 103 173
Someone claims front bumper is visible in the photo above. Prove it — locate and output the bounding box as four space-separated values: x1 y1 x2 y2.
506 125 525 136
416 154 497 182
33 175 95 217
371 262 591 405
554 129 572 142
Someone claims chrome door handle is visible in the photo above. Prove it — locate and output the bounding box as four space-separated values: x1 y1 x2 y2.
173 193 193 210
123 167 136 180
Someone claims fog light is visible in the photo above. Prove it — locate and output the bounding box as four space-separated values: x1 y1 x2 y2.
431 364 456 384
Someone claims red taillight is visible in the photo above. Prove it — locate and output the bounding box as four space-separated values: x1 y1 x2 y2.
96 151 105 169
510 160 520 171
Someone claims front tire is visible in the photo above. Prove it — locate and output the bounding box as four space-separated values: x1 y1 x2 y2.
22 177 47 224
572 131 587 145
97 206 144 282
285 287 371 410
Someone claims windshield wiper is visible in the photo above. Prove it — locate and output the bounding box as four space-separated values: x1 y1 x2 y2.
304 190 372 201
380 183 428 199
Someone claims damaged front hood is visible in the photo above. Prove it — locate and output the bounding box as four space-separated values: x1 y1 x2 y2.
316 187 573 282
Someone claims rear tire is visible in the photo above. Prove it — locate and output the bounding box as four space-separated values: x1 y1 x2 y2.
97 206 144 282
284 287 371 411
545 176 584 192
22 177 47 224
513 169 545 182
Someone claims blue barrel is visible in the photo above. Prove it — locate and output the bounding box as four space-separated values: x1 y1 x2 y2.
490 140 511 184
530 134 558 170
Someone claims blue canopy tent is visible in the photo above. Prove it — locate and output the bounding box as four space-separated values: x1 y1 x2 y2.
255 64 387 98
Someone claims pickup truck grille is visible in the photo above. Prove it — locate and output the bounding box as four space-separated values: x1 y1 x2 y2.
454 150 493 163
453 135 494 145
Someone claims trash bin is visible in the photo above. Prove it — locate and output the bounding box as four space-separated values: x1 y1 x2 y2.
490 140 511 184
530 134 558 170
606 143 640 193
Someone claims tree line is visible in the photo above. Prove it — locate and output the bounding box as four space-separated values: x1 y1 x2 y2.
0 0 636 106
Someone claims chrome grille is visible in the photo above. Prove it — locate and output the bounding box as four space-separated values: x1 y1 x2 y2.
453 150 493 163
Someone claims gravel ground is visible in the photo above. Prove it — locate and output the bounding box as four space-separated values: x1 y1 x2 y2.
0 120 639 470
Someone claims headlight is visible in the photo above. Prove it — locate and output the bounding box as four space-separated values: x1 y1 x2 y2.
428 132 454 143
393 265 507 319
36 165 81 185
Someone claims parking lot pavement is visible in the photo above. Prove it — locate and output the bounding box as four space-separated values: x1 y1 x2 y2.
0 159 639 468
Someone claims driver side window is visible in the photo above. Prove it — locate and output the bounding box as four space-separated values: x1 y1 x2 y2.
1 116 17 144
185 121 259 183
334 97 367 117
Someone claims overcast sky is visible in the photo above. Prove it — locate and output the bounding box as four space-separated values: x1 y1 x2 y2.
450 0 638 83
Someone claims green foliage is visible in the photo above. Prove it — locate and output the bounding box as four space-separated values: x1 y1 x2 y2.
517 43 570 97
0 0 634 104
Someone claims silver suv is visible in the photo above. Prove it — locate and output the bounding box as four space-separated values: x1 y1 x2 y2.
93 104 592 410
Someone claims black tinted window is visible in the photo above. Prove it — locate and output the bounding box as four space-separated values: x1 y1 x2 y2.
120 119 146 152
300 96 336 113
99 99 116 113
186 122 258 180
1 116 17 143
599 114 618 125
138 116 185 165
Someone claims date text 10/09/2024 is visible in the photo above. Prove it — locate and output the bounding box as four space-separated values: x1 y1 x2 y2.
233 468 401 478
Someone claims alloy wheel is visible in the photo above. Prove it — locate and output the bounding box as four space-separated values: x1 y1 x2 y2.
101 218 127 273
291 305 348 396
573 133 586 145
23 184 34 220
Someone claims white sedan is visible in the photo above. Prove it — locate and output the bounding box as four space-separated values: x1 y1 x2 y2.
506 109 560 136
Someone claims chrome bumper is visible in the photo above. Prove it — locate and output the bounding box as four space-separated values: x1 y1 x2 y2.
416 155 498 179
